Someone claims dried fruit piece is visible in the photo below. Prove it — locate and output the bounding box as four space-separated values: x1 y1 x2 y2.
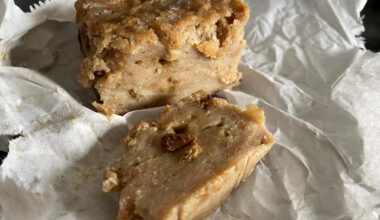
161 133 196 152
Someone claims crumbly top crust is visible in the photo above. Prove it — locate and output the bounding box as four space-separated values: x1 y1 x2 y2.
76 0 248 52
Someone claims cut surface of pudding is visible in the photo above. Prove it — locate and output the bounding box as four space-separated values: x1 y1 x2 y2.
103 91 275 219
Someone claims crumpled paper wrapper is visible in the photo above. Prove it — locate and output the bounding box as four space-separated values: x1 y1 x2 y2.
0 0 379 219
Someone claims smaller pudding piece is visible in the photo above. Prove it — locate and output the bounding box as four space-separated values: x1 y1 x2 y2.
103 91 274 220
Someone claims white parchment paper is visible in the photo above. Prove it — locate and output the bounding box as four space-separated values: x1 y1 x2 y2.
0 0 380 219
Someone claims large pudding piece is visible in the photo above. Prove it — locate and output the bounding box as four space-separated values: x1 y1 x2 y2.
75 0 249 115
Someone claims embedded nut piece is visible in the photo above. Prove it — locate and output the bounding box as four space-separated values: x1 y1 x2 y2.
75 0 249 115
182 143 202 162
161 133 196 152
103 169 120 193
104 91 275 220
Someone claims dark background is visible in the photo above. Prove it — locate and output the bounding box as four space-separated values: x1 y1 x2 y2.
362 0 380 52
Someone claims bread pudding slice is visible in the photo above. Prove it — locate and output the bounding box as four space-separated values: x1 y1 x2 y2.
75 0 249 115
103 92 274 219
